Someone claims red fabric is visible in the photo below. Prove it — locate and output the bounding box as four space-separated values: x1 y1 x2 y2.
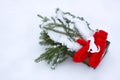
76 39 88 45
88 30 108 68
73 40 90 62
73 30 108 68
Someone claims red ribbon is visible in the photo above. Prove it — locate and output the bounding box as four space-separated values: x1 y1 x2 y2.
73 30 108 68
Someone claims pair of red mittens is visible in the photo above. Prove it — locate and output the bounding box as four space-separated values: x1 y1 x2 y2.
73 30 108 68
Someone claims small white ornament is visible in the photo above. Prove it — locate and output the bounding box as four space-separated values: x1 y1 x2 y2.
88 36 100 53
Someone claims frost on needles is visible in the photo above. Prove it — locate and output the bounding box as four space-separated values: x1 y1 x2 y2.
35 8 94 69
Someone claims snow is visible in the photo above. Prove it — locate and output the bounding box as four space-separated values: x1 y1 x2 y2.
48 30 81 51
74 20 94 39
0 0 120 80
44 9 94 51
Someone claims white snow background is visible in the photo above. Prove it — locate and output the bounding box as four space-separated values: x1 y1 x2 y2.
0 0 120 80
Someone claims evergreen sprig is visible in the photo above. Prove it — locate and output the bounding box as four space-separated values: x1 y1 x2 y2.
35 31 74 69
35 46 68 69
35 8 93 69
39 31 61 46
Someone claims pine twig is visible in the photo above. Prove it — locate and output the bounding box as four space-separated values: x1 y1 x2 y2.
36 8 96 69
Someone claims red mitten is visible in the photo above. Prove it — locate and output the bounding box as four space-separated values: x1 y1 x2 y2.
88 30 108 68
73 39 90 62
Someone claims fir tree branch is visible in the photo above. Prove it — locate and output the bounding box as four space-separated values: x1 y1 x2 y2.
43 27 67 35
36 8 95 69
39 31 61 46
35 45 72 69
35 31 74 69
77 16 94 32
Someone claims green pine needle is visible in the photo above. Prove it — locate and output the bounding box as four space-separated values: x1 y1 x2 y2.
35 8 94 69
